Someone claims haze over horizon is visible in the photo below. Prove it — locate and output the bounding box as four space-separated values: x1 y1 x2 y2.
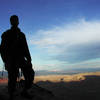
0 0 100 71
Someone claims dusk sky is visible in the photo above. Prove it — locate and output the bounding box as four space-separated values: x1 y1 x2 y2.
0 0 100 71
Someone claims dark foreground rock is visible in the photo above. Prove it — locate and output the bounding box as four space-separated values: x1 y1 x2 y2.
1 75 100 100
0 83 55 100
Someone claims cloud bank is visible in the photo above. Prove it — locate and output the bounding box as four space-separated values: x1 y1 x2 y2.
29 18 100 64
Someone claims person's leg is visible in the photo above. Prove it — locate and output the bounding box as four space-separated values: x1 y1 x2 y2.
8 67 18 99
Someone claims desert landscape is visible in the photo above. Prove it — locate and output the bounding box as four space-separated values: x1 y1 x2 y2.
0 72 100 100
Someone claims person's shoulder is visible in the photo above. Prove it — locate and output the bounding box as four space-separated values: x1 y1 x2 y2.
19 31 25 37
1 29 11 38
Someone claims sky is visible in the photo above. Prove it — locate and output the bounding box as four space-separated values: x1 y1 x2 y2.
0 0 100 71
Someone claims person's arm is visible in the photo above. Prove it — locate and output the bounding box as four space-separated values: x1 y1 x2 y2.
0 33 7 63
22 34 32 62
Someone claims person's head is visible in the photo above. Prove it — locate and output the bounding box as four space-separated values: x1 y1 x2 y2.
10 15 19 27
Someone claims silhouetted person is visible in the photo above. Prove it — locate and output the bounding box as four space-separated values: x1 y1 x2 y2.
0 15 34 100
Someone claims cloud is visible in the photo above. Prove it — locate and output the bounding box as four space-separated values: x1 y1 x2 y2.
28 18 100 63
55 42 100 63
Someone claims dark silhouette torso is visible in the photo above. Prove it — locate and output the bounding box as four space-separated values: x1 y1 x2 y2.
1 27 31 65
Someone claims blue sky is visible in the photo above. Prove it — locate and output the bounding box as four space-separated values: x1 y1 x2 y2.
0 0 100 71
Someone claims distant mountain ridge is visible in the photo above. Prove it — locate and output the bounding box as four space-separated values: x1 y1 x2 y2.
0 68 100 78
35 68 100 76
